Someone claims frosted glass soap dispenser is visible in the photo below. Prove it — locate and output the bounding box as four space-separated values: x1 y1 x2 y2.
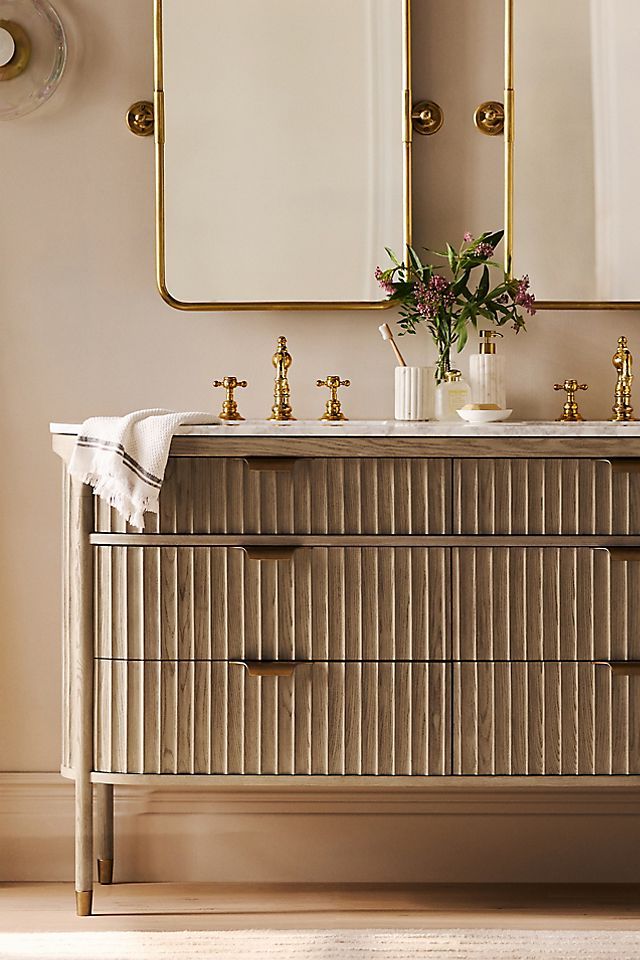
469 330 506 409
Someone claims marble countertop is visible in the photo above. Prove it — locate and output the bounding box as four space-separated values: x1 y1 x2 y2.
50 419 640 438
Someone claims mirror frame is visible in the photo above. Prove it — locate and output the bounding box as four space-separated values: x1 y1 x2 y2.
504 0 639 310
153 0 412 311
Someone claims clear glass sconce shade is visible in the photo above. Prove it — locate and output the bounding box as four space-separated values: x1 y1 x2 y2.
0 0 66 120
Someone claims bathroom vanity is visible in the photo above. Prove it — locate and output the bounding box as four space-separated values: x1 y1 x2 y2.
52 421 640 913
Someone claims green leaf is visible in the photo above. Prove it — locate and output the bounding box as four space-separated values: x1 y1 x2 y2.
446 243 457 273
385 247 402 267
477 265 490 300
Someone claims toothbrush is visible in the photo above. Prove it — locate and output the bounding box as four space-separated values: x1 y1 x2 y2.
378 323 407 367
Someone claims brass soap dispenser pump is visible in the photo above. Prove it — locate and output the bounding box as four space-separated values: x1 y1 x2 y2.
469 330 506 409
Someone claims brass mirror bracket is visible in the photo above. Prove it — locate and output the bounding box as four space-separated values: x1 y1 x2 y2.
411 100 444 136
126 100 154 137
0 20 31 81
474 100 505 136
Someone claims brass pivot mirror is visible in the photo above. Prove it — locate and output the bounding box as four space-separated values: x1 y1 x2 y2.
155 0 411 310
126 100 154 137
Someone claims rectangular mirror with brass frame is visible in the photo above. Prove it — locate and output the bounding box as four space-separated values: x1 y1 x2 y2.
154 0 411 311
505 0 640 309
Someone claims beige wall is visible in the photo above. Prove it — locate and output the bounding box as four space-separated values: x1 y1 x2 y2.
2 0 639 879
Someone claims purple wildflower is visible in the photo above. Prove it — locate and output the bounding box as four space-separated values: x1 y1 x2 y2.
514 274 536 315
375 266 396 295
463 232 473 242
473 242 495 259
415 274 455 319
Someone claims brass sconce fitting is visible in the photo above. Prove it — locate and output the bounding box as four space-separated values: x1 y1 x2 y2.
474 100 505 136
553 379 588 422
411 100 444 136
611 336 636 422
126 100 154 137
269 336 295 421
316 376 351 422
212 376 247 421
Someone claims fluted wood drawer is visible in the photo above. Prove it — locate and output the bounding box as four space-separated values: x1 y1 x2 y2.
95 457 450 535
454 662 640 775
93 660 451 776
95 546 450 661
454 458 640 534
453 547 640 660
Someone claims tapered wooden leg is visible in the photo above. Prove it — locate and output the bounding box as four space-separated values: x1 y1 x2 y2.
69 477 95 917
75 776 93 915
96 783 114 884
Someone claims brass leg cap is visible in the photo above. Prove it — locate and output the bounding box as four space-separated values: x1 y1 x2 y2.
75 890 93 917
97 858 113 884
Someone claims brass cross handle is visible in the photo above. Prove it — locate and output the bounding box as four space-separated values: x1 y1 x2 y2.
213 376 248 422
316 376 351 422
553 379 588 423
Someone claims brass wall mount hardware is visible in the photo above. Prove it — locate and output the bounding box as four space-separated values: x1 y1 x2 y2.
474 100 505 136
316 376 351 421
411 99 444 136
126 100 154 137
553 379 588 422
269 336 295 421
212 376 247 421
0 20 31 81
611 336 636 422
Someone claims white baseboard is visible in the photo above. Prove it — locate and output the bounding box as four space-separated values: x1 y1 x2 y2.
3 773 640 883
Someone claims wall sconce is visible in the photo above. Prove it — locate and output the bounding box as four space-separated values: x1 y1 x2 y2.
0 0 66 120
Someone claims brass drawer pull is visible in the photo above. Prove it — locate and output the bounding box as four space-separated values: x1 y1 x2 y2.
594 661 640 677
243 457 301 473
230 660 298 678
599 458 640 475
239 545 300 561
600 547 640 562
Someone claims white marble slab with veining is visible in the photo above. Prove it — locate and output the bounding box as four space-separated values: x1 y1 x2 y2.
50 419 640 438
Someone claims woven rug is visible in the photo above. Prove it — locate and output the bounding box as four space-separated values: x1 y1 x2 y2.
1 930 640 960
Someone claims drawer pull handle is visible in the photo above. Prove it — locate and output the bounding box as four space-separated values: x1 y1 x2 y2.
243 457 301 473
599 458 640 475
239 546 300 561
600 547 640 562
594 661 640 677
230 660 298 678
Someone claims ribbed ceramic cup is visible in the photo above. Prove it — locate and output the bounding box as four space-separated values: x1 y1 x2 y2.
394 366 436 421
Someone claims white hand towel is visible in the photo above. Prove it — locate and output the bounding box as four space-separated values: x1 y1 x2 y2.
68 409 219 529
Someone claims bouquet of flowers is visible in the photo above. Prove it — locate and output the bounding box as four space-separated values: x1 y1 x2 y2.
376 230 535 382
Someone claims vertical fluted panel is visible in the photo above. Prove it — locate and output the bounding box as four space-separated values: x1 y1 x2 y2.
94 458 450 534
453 547 640 661
95 546 450 661
93 661 451 775
453 458 640 534
453 662 640 775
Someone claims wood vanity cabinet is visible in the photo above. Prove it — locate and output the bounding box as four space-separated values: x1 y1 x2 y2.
52 432 640 912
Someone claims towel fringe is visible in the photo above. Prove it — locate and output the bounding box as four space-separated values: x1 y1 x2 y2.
68 469 159 530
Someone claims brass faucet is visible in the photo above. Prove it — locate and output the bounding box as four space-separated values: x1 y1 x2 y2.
611 336 636 422
269 336 296 421
316 376 351 421
212 376 247 421
553 379 588 422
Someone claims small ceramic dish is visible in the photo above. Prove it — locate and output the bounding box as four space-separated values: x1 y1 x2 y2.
457 407 513 424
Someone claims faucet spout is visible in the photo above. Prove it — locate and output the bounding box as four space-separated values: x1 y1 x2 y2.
269 336 296 421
